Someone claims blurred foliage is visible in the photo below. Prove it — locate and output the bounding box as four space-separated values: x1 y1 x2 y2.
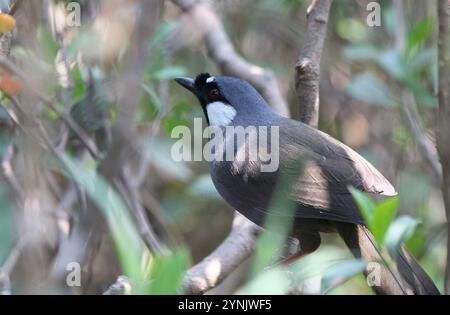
0 187 13 262
0 0 446 295
344 16 436 107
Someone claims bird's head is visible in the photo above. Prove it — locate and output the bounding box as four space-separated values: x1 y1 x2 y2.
174 73 273 126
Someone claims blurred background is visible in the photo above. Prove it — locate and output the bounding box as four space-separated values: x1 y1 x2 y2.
0 0 447 294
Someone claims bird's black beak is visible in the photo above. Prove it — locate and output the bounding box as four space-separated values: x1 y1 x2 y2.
174 77 196 95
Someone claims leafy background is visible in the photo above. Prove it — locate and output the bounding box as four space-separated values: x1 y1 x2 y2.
0 0 446 294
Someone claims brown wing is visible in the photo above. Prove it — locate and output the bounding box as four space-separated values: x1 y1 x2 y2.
274 118 396 224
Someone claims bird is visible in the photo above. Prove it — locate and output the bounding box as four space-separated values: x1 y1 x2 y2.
174 73 440 295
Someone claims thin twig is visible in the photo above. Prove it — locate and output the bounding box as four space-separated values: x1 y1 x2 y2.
117 168 167 255
401 91 442 182
1 143 24 200
171 0 289 117
0 99 22 130
0 236 27 295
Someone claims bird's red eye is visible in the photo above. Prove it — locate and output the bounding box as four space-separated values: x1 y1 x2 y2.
209 89 219 98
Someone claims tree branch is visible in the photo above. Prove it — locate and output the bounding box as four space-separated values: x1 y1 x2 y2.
295 0 332 128
182 213 261 295
0 236 27 295
436 0 450 295
171 0 289 117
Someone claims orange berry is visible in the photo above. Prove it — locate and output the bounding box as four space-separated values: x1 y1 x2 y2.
0 14 16 33
0 76 22 96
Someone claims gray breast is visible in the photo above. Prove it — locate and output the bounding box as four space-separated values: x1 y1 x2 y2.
209 160 275 226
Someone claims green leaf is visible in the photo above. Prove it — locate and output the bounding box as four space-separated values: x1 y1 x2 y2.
59 154 144 282
384 216 419 259
162 99 192 135
321 259 367 294
345 73 398 107
148 248 190 294
36 26 59 61
407 19 433 55
371 196 399 245
150 66 187 81
349 188 399 245
70 65 87 106
348 187 376 222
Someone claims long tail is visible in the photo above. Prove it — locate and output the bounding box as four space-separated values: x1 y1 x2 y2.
337 222 440 295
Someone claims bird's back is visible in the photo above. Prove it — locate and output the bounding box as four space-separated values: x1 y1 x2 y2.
208 115 396 227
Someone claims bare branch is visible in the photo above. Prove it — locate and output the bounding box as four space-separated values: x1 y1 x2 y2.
1 143 24 200
0 236 27 295
436 0 450 295
172 0 289 117
182 213 261 295
295 0 332 128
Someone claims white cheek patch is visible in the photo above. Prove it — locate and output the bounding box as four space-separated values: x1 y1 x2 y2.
206 77 216 83
206 101 237 126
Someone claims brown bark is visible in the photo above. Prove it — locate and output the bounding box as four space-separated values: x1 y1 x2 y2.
436 0 450 295
295 0 332 128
